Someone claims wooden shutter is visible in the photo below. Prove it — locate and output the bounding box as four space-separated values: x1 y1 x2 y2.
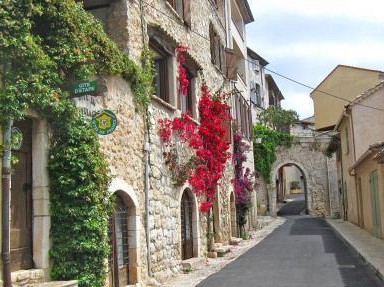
209 24 215 64
226 49 238 80
183 0 191 27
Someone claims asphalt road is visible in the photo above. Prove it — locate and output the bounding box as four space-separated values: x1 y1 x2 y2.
197 216 384 287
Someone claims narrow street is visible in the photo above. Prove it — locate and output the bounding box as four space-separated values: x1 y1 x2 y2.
197 213 384 287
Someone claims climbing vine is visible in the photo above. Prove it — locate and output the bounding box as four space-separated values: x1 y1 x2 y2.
233 132 255 236
0 1 154 286
253 124 292 183
158 84 232 212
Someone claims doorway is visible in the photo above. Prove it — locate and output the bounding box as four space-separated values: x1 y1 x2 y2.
109 194 130 286
181 190 193 260
370 170 382 238
11 119 33 271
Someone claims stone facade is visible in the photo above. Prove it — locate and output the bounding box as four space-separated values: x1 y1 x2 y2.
4 0 257 286
84 0 256 284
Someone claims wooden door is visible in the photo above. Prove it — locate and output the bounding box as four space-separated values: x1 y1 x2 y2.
370 170 382 238
181 191 193 260
109 195 129 287
357 177 364 228
11 119 33 271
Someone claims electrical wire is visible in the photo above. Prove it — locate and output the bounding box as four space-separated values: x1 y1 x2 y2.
140 0 384 112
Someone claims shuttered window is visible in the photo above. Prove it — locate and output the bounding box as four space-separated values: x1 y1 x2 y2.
167 0 191 27
209 23 225 72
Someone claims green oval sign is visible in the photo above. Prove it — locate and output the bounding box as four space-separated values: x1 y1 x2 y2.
91 109 118 135
11 127 23 150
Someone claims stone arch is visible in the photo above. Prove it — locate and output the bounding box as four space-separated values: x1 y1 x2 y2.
108 179 140 284
177 187 200 259
269 160 311 216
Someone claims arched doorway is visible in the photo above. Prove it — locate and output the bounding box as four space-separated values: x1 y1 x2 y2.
109 191 138 286
109 194 129 286
274 163 308 216
181 190 194 260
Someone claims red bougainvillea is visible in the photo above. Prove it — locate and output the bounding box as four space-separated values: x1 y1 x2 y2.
176 44 189 97
158 84 231 212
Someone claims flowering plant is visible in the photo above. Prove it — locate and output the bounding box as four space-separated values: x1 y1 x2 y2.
176 44 189 97
232 131 255 231
158 83 231 212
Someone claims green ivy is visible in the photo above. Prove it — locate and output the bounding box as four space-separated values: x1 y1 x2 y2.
253 124 292 183
0 1 154 286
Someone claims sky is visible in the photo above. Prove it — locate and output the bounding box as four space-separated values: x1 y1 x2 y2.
246 0 384 119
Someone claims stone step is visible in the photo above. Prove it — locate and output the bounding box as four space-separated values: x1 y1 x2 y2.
37 281 78 287
213 245 231 257
230 237 243 245
181 257 205 271
212 242 222 250
11 269 44 285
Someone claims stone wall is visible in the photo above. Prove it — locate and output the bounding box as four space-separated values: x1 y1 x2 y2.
267 137 339 217
97 0 238 284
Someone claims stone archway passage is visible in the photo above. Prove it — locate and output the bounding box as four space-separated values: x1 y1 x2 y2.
275 163 308 216
181 190 194 260
268 137 339 217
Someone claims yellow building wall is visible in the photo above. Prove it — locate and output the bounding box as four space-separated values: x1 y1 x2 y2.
355 157 384 238
311 66 382 130
338 117 358 224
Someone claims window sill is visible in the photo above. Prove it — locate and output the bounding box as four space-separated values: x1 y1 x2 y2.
151 95 177 111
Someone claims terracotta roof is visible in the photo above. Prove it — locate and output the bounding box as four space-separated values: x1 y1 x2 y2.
348 80 384 108
349 142 384 173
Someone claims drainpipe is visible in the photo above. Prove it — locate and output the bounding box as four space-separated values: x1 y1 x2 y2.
2 118 13 287
144 112 152 278
325 156 331 216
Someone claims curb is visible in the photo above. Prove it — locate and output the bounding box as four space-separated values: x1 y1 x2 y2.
325 219 384 283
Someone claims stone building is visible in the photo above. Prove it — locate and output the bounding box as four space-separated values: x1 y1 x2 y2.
3 0 258 286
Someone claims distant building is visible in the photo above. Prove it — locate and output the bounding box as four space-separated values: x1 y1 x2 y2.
247 47 269 123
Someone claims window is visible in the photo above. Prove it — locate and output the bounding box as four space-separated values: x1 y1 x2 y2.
209 23 225 72
180 67 195 116
167 0 191 26
233 93 252 139
150 41 170 103
250 82 261 107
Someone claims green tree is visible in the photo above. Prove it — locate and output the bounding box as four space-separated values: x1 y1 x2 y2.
258 106 299 132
